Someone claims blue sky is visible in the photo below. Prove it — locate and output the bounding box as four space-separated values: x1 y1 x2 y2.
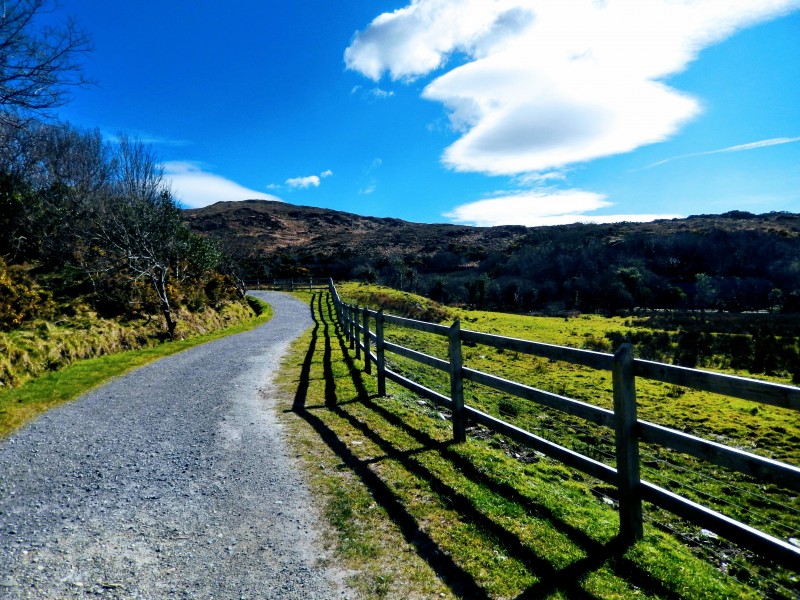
52 1 800 226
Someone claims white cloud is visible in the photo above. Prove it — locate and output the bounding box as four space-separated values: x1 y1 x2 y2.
286 175 321 189
347 0 800 175
285 169 334 189
164 162 281 209
444 190 680 227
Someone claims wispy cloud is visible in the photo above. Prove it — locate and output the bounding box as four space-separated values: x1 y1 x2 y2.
358 158 382 195
352 85 395 100
284 169 334 189
347 0 800 176
164 162 281 209
103 130 189 147
444 190 680 227
645 136 800 169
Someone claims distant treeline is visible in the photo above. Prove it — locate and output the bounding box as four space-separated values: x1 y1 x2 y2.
599 312 800 381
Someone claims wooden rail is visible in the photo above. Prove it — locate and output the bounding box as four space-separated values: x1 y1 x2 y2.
326 280 800 568
246 278 329 291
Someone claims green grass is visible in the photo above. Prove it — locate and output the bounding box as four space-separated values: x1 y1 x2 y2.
275 288 776 599
335 283 799 596
0 297 273 437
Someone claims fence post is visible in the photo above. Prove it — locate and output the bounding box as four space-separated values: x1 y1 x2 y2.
613 343 643 545
449 319 466 443
344 303 353 349
354 305 361 360
348 304 356 350
329 279 341 327
376 309 386 396
363 307 371 374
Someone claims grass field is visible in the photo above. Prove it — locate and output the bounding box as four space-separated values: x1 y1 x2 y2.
276 286 798 598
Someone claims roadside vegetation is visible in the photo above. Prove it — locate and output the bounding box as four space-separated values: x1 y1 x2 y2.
277 284 798 599
0 116 263 435
0 295 271 437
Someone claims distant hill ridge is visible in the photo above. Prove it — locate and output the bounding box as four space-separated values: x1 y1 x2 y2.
184 200 800 313
183 199 528 261
184 199 799 265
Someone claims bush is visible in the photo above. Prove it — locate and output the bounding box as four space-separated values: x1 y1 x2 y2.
0 259 55 329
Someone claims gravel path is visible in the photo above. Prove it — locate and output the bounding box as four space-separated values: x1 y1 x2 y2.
0 292 352 599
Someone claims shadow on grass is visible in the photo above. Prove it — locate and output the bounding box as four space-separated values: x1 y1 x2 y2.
292 292 679 599
293 293 489 598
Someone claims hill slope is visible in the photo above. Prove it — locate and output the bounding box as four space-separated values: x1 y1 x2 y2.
184 200 800 313
183 199 527 269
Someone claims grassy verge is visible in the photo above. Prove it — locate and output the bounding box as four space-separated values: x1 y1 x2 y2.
276 289 766 599
0 297 273 437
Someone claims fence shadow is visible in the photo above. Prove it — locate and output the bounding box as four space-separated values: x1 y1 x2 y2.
292 293 489 598
291 292 679 599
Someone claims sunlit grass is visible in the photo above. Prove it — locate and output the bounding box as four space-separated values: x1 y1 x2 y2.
276 288 763 599
334 284 799 596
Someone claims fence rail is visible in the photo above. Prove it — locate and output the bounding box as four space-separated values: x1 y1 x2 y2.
326 280 800 569
246 278 329 292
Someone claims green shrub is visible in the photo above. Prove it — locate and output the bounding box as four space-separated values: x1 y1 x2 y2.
0 259 55 330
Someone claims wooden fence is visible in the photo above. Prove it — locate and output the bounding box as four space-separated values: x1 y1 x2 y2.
246 278 329 292
327 280 800 568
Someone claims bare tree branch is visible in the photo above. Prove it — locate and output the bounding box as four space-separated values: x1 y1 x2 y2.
0 0 92 124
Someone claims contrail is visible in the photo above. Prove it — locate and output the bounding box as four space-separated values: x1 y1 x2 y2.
643 136 800 169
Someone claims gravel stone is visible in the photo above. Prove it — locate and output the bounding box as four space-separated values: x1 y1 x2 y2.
0 292 353 599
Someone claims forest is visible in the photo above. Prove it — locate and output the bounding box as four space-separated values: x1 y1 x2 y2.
341 216 800 316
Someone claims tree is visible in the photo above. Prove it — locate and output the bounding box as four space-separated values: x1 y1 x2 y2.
83 135 228 338
694 273 717 312
0 0 91 123
0 119 112 275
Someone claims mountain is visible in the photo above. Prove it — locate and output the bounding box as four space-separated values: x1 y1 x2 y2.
183 200 800 313
183 199 528 275
184 199 528 256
